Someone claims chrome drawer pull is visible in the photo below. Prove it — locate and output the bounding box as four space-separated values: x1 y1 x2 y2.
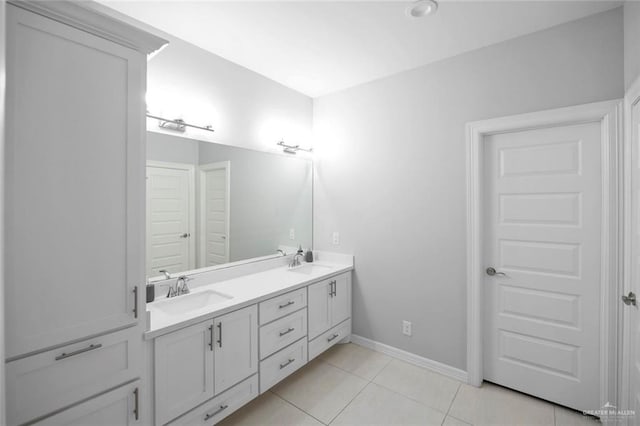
132 286 139 318
133 388 139 420
327 333 340 343
279 358 295 369
279 327 295 337
278 300 295 309
204 404 228 421
55 343 102 361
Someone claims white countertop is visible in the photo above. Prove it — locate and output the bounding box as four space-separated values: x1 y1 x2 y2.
145 258 353 339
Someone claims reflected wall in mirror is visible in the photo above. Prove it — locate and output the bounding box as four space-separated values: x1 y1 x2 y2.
146 132 312 279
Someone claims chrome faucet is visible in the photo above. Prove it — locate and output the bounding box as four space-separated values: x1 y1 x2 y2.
277 249 286 256
289 246 305 268
159 269 171 280
167 275 191 298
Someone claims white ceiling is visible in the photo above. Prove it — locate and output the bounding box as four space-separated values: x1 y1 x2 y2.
101 0 622 97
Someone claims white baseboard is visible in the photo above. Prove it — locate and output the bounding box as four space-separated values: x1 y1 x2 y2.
351 334 468 383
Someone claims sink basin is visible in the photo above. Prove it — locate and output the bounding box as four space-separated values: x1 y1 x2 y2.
152 290 233 316
287 264 332 275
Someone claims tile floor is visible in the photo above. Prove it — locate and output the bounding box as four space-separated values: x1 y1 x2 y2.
219 343 600 426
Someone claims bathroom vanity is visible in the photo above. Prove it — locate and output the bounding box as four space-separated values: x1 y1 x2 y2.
146 254 353 425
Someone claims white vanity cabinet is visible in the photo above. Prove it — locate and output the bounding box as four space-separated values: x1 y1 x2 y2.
154 305 258 425
154 320 215 426
31 380 142 426
308 273 352 340
213 305 259 394
151 268 352 424
4 2 165 424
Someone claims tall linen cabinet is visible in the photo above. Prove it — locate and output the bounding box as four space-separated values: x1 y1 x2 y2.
4 2 166 424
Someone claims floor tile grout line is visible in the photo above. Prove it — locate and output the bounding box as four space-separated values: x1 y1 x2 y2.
270 390 329 425
316 356 380 382
444 382 462 421
366 379 452 418
319 350 394 383
368 357 394 383
326 379 371 425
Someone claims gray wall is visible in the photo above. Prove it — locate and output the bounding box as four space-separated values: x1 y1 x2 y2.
625 2 640 89
312 8 624 370
147 132 199 165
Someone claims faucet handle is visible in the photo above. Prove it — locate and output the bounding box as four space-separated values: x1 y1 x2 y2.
177 275 191 295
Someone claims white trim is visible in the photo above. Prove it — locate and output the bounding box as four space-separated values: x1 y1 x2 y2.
8 0 167 54
145 160 197 274
621 75 640 413
198 161 231 266
465 99 623 409
351 334 468 383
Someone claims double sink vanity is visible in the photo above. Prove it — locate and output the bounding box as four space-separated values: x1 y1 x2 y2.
147 253 354 425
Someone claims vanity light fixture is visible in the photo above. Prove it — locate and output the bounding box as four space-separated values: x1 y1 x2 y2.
146 112 215 133
406 0 438 18
277 140 313 155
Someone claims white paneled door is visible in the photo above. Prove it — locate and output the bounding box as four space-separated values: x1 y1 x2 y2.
626 81 640 424
146 162 195 277
483 123 602 411
199 162 230 267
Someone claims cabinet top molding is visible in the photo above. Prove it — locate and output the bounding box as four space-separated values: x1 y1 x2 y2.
8 0 168 54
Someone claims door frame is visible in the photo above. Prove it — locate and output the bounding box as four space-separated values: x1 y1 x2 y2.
198 161 231 266
621 76 640 413
465 99 623 409
145 160 196 274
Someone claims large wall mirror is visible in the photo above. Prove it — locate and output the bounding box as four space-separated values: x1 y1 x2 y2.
146 131 313 279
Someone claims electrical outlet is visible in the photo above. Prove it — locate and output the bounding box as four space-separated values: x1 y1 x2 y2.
332 231 340 245
289 228 295 240
402 320 412 336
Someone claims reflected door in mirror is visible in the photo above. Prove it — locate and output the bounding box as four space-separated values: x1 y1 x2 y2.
146 162 196 276
199 161 231 267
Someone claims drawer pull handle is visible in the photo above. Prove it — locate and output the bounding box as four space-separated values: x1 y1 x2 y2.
278 300 295 309
133 388 139 420
55 343 103 361
280 358 295 369
327 333 340 343
204 404 228 421
217 322 223 348
133 286 139 318
208 325 214 351
279 327 295 337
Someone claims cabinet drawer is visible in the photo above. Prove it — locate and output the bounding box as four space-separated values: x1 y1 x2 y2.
168 375 259 426
259 338 307 393
259 288 306 325
32 380 140 426
260 309 307 360
308 319 351 361
6 327 140 426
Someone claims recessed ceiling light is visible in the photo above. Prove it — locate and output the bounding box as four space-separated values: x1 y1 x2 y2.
407 0 438 18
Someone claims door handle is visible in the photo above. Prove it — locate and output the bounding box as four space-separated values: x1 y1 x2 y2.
622 292 637 307
179 233 190 238
486 267 506 277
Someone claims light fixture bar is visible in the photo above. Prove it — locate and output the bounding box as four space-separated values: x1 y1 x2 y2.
277 140 313 155
146 113 215 133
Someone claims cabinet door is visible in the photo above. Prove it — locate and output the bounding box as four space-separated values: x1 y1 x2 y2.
5 6 146 358
308 281 332 340
34 380 141 426
214 305 258 395
331 274 351 327
155 321 214 425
